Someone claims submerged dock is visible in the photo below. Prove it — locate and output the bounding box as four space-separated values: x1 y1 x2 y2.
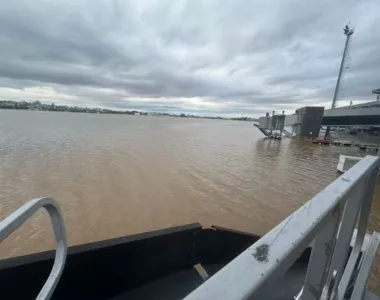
312 138 379 151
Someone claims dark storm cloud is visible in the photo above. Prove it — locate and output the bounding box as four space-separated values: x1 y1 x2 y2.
0 0 379 115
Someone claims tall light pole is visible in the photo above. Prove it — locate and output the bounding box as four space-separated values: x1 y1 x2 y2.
325 24 354 137
331 24 354 109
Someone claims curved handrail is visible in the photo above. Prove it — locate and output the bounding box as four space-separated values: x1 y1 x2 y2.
0 197 67 300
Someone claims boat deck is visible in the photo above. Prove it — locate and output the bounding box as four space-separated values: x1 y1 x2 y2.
110 262 379 300
110 262 306 300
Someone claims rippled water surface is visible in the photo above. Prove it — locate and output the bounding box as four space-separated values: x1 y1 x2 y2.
0 110 379 293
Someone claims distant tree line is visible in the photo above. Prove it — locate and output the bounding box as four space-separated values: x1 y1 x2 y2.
0 100 257 120
0 100 147 115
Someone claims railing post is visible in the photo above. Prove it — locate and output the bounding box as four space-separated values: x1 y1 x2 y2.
301 203 344 300
350 232 380 299
338 165 378 299
321 171 372 300
321 182 364 299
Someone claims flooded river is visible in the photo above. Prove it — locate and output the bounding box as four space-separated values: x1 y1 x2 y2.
0 110 379 293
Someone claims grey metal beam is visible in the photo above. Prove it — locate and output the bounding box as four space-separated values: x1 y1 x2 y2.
324 107 380 117
322 115 380 126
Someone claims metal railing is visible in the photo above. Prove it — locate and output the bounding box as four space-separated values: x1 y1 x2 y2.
184 155 380 300
0 197 67 300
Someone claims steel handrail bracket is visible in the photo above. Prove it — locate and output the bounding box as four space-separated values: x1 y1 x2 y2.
184 155 380 300
0 197 67 300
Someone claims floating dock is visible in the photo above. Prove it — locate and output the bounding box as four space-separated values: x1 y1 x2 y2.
358 144 379 151
312 139 355 146
312 138 379 151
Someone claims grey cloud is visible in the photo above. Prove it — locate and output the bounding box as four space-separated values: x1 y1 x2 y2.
0 0 379 116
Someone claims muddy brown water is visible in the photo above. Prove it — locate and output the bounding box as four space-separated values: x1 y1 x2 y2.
0 110 379 294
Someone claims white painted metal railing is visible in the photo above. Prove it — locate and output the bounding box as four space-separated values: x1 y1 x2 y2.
0 197 67 300
184 155 380 300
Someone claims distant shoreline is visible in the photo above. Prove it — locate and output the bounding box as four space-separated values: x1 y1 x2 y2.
0 100 258 121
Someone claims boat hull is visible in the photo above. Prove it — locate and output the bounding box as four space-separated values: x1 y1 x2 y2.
0 223 314 300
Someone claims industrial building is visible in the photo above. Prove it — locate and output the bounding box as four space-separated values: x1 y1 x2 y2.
323 99 380 125
284 107 325 138
257 99 380 139
256 23 380 138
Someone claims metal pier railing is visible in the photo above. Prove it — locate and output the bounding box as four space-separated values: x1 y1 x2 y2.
184 155 380 300
0 198 67 300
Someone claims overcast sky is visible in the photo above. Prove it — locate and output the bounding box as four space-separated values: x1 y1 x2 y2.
0 0 379 116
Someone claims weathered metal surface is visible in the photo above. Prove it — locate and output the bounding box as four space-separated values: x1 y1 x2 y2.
0 197 67 300
351 232 380 300
183 156 379 300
